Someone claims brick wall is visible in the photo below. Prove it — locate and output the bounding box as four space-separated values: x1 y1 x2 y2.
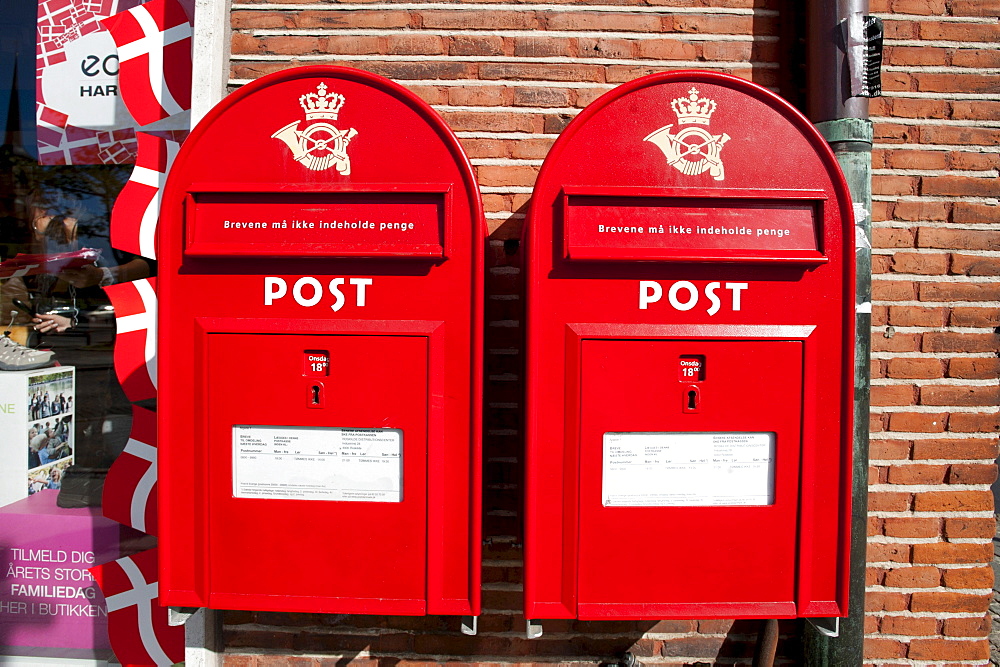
865 1 999 663
219 0 999 664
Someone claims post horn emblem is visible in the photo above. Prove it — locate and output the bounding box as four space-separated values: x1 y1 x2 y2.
644 88 730 181
271 82 358 174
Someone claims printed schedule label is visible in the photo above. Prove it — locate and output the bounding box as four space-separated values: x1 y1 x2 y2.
233 425 402 502
603 431 775 507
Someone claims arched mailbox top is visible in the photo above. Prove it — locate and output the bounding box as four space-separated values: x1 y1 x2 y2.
163 65 484 260
529 70 855 266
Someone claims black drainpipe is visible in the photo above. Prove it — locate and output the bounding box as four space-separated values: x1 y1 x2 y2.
802 0 874 665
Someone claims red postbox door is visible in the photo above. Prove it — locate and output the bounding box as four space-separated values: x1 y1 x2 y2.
524 71 854 621
158 66 483 616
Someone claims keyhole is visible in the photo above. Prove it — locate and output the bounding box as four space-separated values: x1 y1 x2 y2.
687 389 698 410
311 385 321 405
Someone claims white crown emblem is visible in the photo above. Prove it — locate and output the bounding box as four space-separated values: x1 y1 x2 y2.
271 81 358 173
644 86 730 181
671 88 716 126
300 82 346 121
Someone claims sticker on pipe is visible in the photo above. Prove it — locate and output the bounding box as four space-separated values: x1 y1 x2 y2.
233 425 402 501
603 431 774 507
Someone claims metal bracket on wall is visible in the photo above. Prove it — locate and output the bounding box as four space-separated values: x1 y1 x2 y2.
526 619 544 639
167 606 200 626
461 615 478 636
807 616 841 638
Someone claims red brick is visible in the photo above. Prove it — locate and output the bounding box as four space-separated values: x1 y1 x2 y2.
870 439 911 460
951 0 1000 15
948 464 998 485
868 491 913 512
449 87 506 107
942 566 994 589
479 62 605 83
873 175 918 196
947 357 1000 379
950 149 1000 170
872 358 886 378
918 227 1000 251
667 14 761 34
863 637 906 659
871 332 920 353
295 10 411 28
511 87 571 108
953 202 999 224
948 412 1000 433
950 254 1000 276
477 165 540 188
908 638 990 660
920 20 1000 41
872 280 917 300
920 125 1000 146
872 384 917 406
921 175 999 198
884 517 940 538
545 11 661 32
880 615 938 636
865 590 910 612
885 98 950 119
910 590 991 613
872 228 915 248
385 34 445 55
912 438 999 459
944 517 997 539
887 305 947 327
636 39 698 61
578 38 636 60
872 254 893 274
942 615 991 637
920 540 993 568
886 149 948 170
449 35 505 57
421 10 538 30
930 334 1000 356
912 491 993 513
892 200 948 223
921 282 1000 302
888 252 949 274
868 542 912 563
916 72 1000 94
921 385 1000 407
884 566 941 588
512 36 573 58
890 0 947 13
887 412 947 433
886 357 944 379
887 464 947 485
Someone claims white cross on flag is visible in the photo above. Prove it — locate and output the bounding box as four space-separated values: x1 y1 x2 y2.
103 405 159 535
112 133 181 259
105 278 158 402
90 548 183 666
100 0 193 127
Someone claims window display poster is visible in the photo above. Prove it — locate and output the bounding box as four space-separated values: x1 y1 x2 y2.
0 367 75 509
36 0 145 164
0 491 118 655
26 369 75 496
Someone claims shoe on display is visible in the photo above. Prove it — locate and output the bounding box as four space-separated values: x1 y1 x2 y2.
0 334 55 371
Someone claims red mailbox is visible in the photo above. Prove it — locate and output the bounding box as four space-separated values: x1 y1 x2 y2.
158 66 483 618
524 71 855 623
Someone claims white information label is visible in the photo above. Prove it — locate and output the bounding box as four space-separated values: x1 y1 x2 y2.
233 425 402 502
603 432 775 507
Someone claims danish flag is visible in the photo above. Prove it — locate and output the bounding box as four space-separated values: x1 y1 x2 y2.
103 405 159 535
90 548 183 667
112 133 180 259
106 278 158 402
101 0 193 127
